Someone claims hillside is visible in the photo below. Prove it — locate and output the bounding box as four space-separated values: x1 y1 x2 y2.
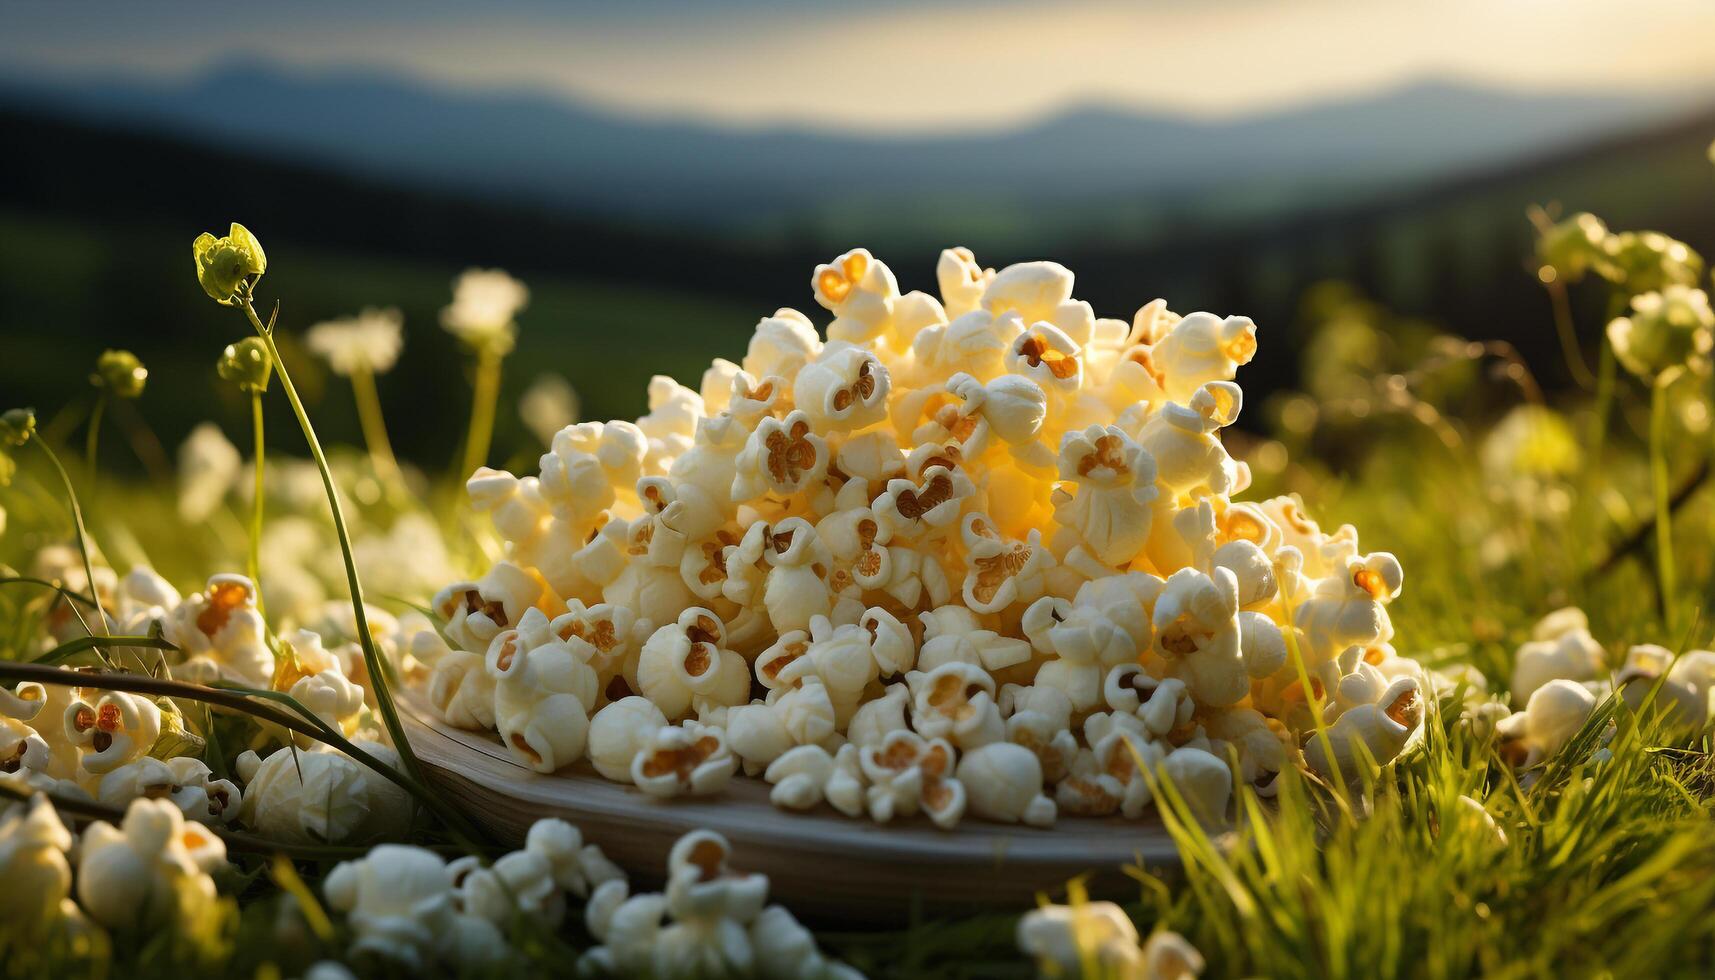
3 62 1706 244
0 103 1711 464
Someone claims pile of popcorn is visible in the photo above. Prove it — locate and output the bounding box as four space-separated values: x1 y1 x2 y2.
420 247 1438 829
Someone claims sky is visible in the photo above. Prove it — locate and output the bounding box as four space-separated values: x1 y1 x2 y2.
5 0 1715 132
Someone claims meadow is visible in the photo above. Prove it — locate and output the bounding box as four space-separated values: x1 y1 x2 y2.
0 144 1713 979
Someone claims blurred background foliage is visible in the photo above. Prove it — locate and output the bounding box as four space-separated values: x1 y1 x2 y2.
2 73 1713 471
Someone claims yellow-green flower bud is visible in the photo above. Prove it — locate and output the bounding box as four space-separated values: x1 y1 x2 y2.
1 407 37 447
1534 212 1611 285
91 349 148 399
192 222 267 305
218 336 273 393
1602 231 1704 296
1607 286 1715 382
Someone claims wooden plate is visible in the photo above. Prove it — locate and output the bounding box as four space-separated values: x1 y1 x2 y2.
402 693 1181 923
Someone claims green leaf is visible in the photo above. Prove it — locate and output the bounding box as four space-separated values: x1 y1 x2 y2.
148 697 207 760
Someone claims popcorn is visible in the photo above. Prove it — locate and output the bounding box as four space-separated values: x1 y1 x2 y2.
1007 321 1085 394
955 742 1056 827
524 817 625 898
1614 644 1715 739
1052 424 1159 566
426 649 497 731
638 608 749 720
416 246 1430 827
750 904 867 980
581 828 858 980
0 796 75 930
320 818 619 972
163 573 274 687
1136 382 1246 499
64 690 161 776
859 729 966 828
76 797 228 932
458 848 565 928
733 411 829 501
325 844 495 970
97 756 241 826
1152 568 1248 707
1158 746 1234 826
1497 678 1598 767
1293 552 1403 666
935 246 993 319
238 743 411 845
794 345 892 433
433 561 543 655
1002 683 1078 782
177 422 242 524
763 744 838 810
1149 312 1258 405
1305 674 1426 778
846 682 910 748
0 717 51 780
959 514 1053 615
631 720 737 798
588 697 669 783
1511 608 1605 705
1018 901 1205 980
773 617 882 722
906 661 1004 749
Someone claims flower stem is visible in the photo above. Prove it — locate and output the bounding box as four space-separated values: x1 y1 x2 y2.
459 345 502 481
84 393 106 490
1650 378 1677 634
1588 291 1625 468
1545 280 1596 390
249 389 267 619
350 364 412 507
34 438 107 635
236 288 425 789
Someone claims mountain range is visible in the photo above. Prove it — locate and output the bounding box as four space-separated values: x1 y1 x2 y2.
3 61 1710 242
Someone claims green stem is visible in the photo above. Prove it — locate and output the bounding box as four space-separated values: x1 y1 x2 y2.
84 393 106 491
350 364 412 507
249 389 266 619
459 345 502 481
1588 291 1626 468
236 288 425 789
1651 378 1677 634
33 439 107 635
1546 280 1596 390
30 632 176 666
